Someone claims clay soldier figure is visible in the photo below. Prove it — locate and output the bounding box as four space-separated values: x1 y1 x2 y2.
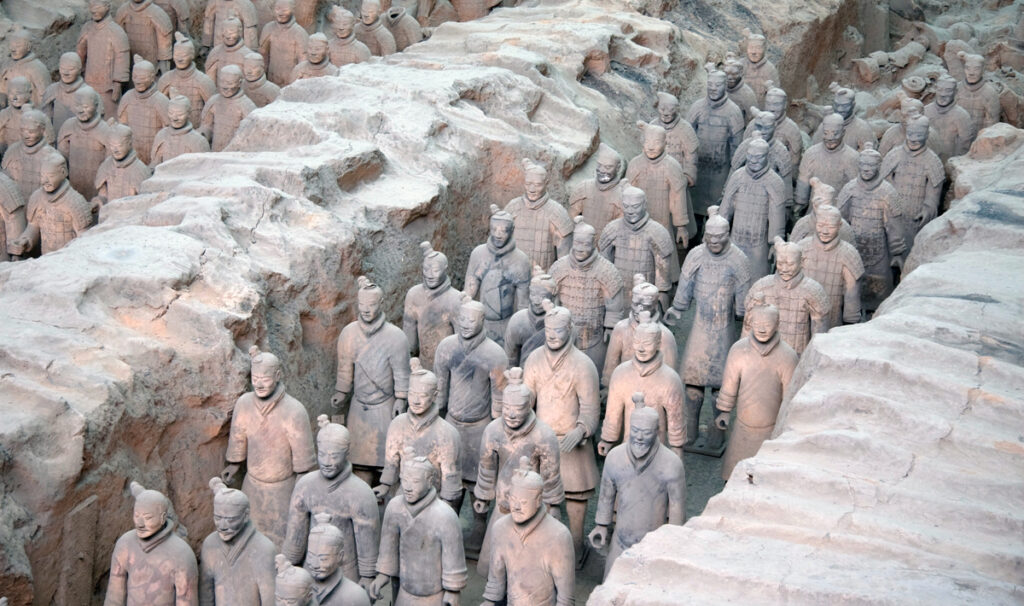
304 515 372 606
416 0 458 27
115 0 174 73
206 17 251 85
385 7 424 52
796 204 864 327
744 82 802 170
724 54 758 122
789 177 855 245
796 113 859 215
836 144 905 311
603 275 678 384
812 83 876 152
463 204 532 344
601 315 685 456
260 0 310 86
370 455 467 605
200 65 257 152
744 238 829 355
956 52 1000 139
878 97 924 158
550 217 625 373
716 303 798 480
653 92 699 195
77 0 132 120
199 478 276 606
242 53 281 108
0 77 55 152
687 66 745 225
117 58 169 166
274 556 317 606
327 7 372 67
590 394 684 578
42 53 86 133
158 34 217 129
58 86 111 200
0 173 26 262
355 0 398 57
12 154 92 256
94 121 153 206
924 74 973 164
732 108 794 207
284 416 379 588
154 0 189 34
741 30 779 107
222 345 317 546
504 266 557 367
598 184 679 310
626 121 693 247
504 158 573 270
568 142 624 234
291 34 339 81
152 94 212 163
403 241 463 369
665 206 751 453
0 31 50 107
376 358 463 509
202 0 260 51
104 482 198 606
332 276 412 485
719 135 787 280
481 457 575 606
880 115 945 245
2 110 63 201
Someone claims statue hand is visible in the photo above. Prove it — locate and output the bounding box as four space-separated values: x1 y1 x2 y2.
358 576 375 597
90 197 104 214
393 398 407 418
330 390 349 412
663 306 682 326
221 463 241 485
548 503 561 520
369 574 390 601
12 236 30 255
372 484 390 503
916 207 936 225
597 440 613 457
588 524 608 549
558 426 585 453
676 230 688 248
714 412 730 430
603 327 612 344
111 86 122 102
442 590 460 606
473 498 490 514
891 256 904 271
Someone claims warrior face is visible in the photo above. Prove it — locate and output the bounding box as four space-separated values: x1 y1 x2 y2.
360 0 380 25
132 64 156 93
8 36 30 61
755 116 776 142
775 247 801 282
218 69 243 97
305 534 342 581
21 119 45 147
528 282 554 315
243 54 266 82
523 171 547 202
815 212 840 245
707 72 727 102
251 364 281 399
8 80 31 109
657 99 678 125
963 59 983 86
308 39 328 64
224 22 243 47
596 157 620 184
400 463 432 505
822 120 844 151
89 0 111 21
407 381 436 416
746 147 769 173
642 129 666 160
110 130 133 161
628 417 658 460
508 481 543 524
502 395 531 430
906 121 928 152
489 219 512 249
935 82 956 108
724 63 742 88
173 43 195 71
133 495 168 539
746 40 765 64
213 500 249 543
317 443 347 480
632 328 660 363
40 161 67 194
544 319 571 351
332 13 356 38
833 96 854 120
858 157 880 182
704 226 730 255
421 254 447 289
571 231 594 262
73 88 99 122
750 308 779 344
275 0 295 24
764 93 786 121
168 102 190 129
457 305 484 340
622 193 646 225
59 55 82 84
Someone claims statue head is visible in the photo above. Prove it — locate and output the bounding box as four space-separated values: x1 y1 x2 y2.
305 513 345 581
745 31 766 64
249 345 283 399
107 121 134 161
655 91 679 125
210 477 250 543
7 77 31 109
8 31 32 60
457 293 485 340
746 134 770 173
621 183 648 226
901 75 926 99
360 0 381 26
131 57 156 92
747 301 780 344
528 265 557 315
704 205 731 254
935 74 958 108
355 275 383 324
167 93 191 129
89 0 112 21
275 555 315 605
752 106 776 141
542 299 572 352
330 6 357 38
632 311 661 363
821 113 846 150
809 177 836 213
488 204 514 249
20 109 48 147
400 453 435 504
72 85 101 123
502 367 534 430
40 154 68 194
899 97 924 127
307 33 329 64
764 81 787 120
407 358 438 416
508 456 544 524
315 415 350 480
243 52 267 82
815 204 842 245
858 142 882 182
639 121 666 160
905 115 929 151
58 52 83 84
274 0 295 24
218 64 243 97
772 237 802 281
419 241 448 289
571 216 596 261
628 393 660 459
223 16 243 47
173 32 196 70
706 66 727 102
130 481 169 539
829 82 856 120
522 159 548 202
630 274 659 321
723 53 744 88
595 142 621 184
958 51 984 85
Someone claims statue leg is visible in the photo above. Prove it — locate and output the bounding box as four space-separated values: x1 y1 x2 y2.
705 388 725 450
684 384 704 447
565 497 589 569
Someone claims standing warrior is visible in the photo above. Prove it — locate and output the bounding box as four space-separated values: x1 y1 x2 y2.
504 158 573 270
716 303 798 480
199 479 276 606
305 515 372 606
200 65 257 152
154 0 189 34
158 34 217 129
0 77 54 152
202 0 260 51
740 30 779 107
273 556 317 606
796 204 864 327
291 34 339 81
877 97 924 158
687 65 746 225
115 0 174 73
719 135 787 280
0 31 50 107
789 177 855 245
284 416 379 588
504 266 557 368
568 142 624 234
94 121 152 207
77 0 132 120
463 204 532 344
42 53 86 132
665 206 751 453
880 115 945 245
744 82 802 170
57 85 109 200
603 275 677 385
259 0 309 86
836 143 905 311
104 483 198 606
206 17 251 85
117 58 169 166
152 94 211 163
626 121 693 247
724 53 758 122
744 238 829 355
812 83 877 152
385 7 424 52
590 394 684 578
327 7 372 67
0 172 26 262
653 92 699 195
732 107 794 207
924 74 973 164
355 0 398 57
2 110 63 201
796 113 859 215
550 217 625 373
12 154 92 256
403 240 463 369
222 345 316 546
242 53 281 108
956 52 1000 139
332 276 411 485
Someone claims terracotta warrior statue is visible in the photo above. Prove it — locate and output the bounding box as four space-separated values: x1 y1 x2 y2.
796 113 859 215
376 358 463 510
291 33 339 81
744 238 829 355
199 479 276 606
117 58 169 166
260 0 310 85
732 107 794 207
77 0 132 120
719 135 787 280
877 97 924 158
474 367 564 575
796 204 864 327
1 30 50 107
284 416 379 589
504 158 573 270
385 6 424 52
812 83 877 152
305 515 372 606
159 34 217 129
56 85 108 200
665 206 751 454
200 64 257 152
202 0 260 51
740 30 779 107
924 74 973 164
403 240 462 369
789 177 855 245
724 53 757 122
590 394 684 578
687 65 745 225
242 53 281 108
205 17 251 85
598 184 679 310
327 7 372 67
12 153 92 256
2 110 63 201
956 52 1000 139
464 204 532 344
333 276 412 485
115 0 174 73
274 556 316 606
604 275 677 384
104 482 198 606
370 455 467 605
154 0 189 34
481 457 575 606
835 143 905 312
880 115 945 245
716 303 797 480
626 121 693 247
152 93 212 163
568 142 624 234
0 172 26 263
223 345 316 546
415 0 458 27
0 77 54 152
355 0 398 57
745 82 801 169
94 120 152 206
504 266 557 367
653 92 699 195
43 53 86 132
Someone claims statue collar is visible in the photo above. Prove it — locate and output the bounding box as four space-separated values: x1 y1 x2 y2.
78 113 103 131
359 312 386 337
933 99 954 114
44 181 71 203
642 150 666 165
504 411 537 440
596 173 621 192
424 275 452 298
842 111 857 128
626 211 650 232
171 123 195 137
544 339 573 370
963 79 985 93
569 249 598 271
486 236 516 258
707 93 728 110
779 272 804 290
523 192 549 211
137 520 175 553
113 149 140 169
254 383 287 416
660 113 680 130
23 139 48 155
60 78 85 94
136 83 158 100
459 329 486 353
246 75 270 89
748 55 767 69
750 332 780 356
14 52 39 65
408 405 440 432
816 233 841 251
626 441 658 474
173 63 197 78
335 33 358 46
904 142 927 157
129 0 153 11
632 352 663 377
727 79 745 93
362 18 384 33
323 462 353 492
746 163 770 179
860 173 882 191
314 569 346 603
220 520 256 564
512 506 547 542
403 487 437 518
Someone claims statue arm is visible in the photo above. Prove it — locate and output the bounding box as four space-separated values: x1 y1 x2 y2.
601 330 621 385
198 556 215 606
102 544 128 606
666 383 687 448
808 287 831 334
541 439 566 505
375 507 400 578
434 347 451 415
201 5 215 47
599 389 623 444
577 365 601 438
390 333 412 400
593 469 616 527
768 179 788 243
354 492 382 578
335 331 354 394
473 435 498 502
551 530 576 606
841 264 862 324
489 356 507 419
716 350 741 414
112 33 132 85
480 547 507 603
281 491 310 564
224 405 247 464
289 409 317 473
402 295 419 356
440 441 463 503
378 428 401 488
667 461 686 525
175 549 199 606
439 513 468 592
668 166 687 228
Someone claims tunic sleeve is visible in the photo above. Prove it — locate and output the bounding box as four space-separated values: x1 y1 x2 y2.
434 342 451 415
806 282 831 334
540 432 566 505
594 461 617 526
353 486 381 578
716 344 742 414
174 545 199 606
379 421 402 487
112 30 132 84
152 8 175 61
575 360 600 438
335 328 354 394
439 508 468 592
665 378 686 448
225 400 247 463
667 161 687 228
473 427 498 501
439 431 463 502
402 291 419 356
389 329 411 399
568 182 586 217
198 549 215 606
551 526 576 606
666 456 686 525
718 170 741 223
597 223 616 260
732 251 752 318
481 536 508 602
601 328 623 385
672 250 699 311
288 407 316 473
767 173 788 244
102 540 129 606
282 484 310 564
599 385 625 444
489 352 507 419
375 505 400 578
